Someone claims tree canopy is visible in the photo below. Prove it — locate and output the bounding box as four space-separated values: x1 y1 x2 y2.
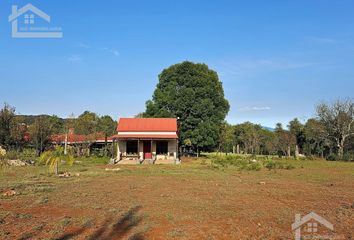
144 61 230 152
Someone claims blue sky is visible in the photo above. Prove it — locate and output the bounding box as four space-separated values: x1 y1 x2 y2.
1 0 353 128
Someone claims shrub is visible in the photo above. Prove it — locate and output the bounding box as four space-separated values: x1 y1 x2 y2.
326 154 339 161
245 162 262 171
264 160 276 171
342 153 354 162
284 163 295 170
4 150 22 160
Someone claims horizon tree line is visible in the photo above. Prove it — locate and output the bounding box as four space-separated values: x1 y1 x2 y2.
0 61 353 161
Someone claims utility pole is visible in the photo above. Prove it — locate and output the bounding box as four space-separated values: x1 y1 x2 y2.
64 133 68 155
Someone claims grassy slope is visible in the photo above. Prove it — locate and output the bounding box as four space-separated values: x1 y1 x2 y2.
0 157 353 239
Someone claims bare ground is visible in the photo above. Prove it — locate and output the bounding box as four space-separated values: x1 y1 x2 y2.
0 158 353 239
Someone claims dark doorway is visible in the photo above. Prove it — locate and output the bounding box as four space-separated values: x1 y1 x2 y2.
143 141 152 159
126 140 138 154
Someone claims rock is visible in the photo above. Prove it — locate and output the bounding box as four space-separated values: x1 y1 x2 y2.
259 181 266 185
105 168 121 171
58 172 70 178
7 159 27 166
0 146 6 156
3 190 17 197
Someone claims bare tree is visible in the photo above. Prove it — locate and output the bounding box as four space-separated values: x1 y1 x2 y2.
316 99 354 158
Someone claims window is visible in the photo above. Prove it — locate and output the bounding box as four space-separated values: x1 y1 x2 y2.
24 14 34 24
126 140 138 154
156 141 168 154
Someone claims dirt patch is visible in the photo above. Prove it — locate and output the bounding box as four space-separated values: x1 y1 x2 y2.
0 158 353 239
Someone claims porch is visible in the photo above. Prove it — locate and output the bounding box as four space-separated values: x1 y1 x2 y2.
113 139 178 164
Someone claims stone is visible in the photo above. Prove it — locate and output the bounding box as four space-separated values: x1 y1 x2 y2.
0 146 6 156
105 168 121 171
7 159 27 166
3 190 16 197
58 172 70 178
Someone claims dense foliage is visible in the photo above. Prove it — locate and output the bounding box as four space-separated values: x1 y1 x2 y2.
144 61 230 154
217 99 354 161
0 104 116 156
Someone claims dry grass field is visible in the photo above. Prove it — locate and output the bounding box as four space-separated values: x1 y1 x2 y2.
0 157 353 239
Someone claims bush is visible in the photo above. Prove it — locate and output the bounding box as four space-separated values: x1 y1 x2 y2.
264 159 295 171
342 153 354 162
326 154 339 161
326 152 354 161
2 149 37 162
264 160 276 171
245 162 262 171
210 155 296 171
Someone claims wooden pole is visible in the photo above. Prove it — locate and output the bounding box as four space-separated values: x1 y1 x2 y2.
64 134 68 155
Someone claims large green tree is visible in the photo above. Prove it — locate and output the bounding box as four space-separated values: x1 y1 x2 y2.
75 111 99 135
274 123 296 157
144 61 230 154
217 122 235 153
302 118 328 157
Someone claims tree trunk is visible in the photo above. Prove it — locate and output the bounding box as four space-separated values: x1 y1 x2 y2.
287 146 291 157
338 137 346 159
237 144 240 154
338 145 344 159
295 145 299 159
54 161 58 175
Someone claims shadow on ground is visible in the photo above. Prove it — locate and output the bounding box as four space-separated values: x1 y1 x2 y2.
54 205 145 240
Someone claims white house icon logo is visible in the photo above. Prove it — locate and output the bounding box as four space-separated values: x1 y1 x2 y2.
8 4 63 38
291 212 334 240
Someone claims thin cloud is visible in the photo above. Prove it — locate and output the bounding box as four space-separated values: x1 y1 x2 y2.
76 42 120 57
68 55 82 63
78 42 91 49
238 106 271 112
103 47 120 57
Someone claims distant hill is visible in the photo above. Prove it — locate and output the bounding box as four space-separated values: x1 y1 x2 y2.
15 115 66 125
262 126 275 132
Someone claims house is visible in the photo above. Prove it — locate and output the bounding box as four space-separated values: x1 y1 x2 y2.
291 212 334 240
112 118 179 164
50 128 113 156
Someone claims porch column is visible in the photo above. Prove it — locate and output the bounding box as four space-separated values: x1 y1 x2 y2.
138 139 141 161
116 139 120 161
175 139 178 160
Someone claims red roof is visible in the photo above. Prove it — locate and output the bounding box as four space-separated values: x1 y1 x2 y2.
117 118 177 132
50 132 108 143
115 134 178 139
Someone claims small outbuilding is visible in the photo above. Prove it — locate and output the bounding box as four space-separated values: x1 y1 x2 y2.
113 118 179 164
